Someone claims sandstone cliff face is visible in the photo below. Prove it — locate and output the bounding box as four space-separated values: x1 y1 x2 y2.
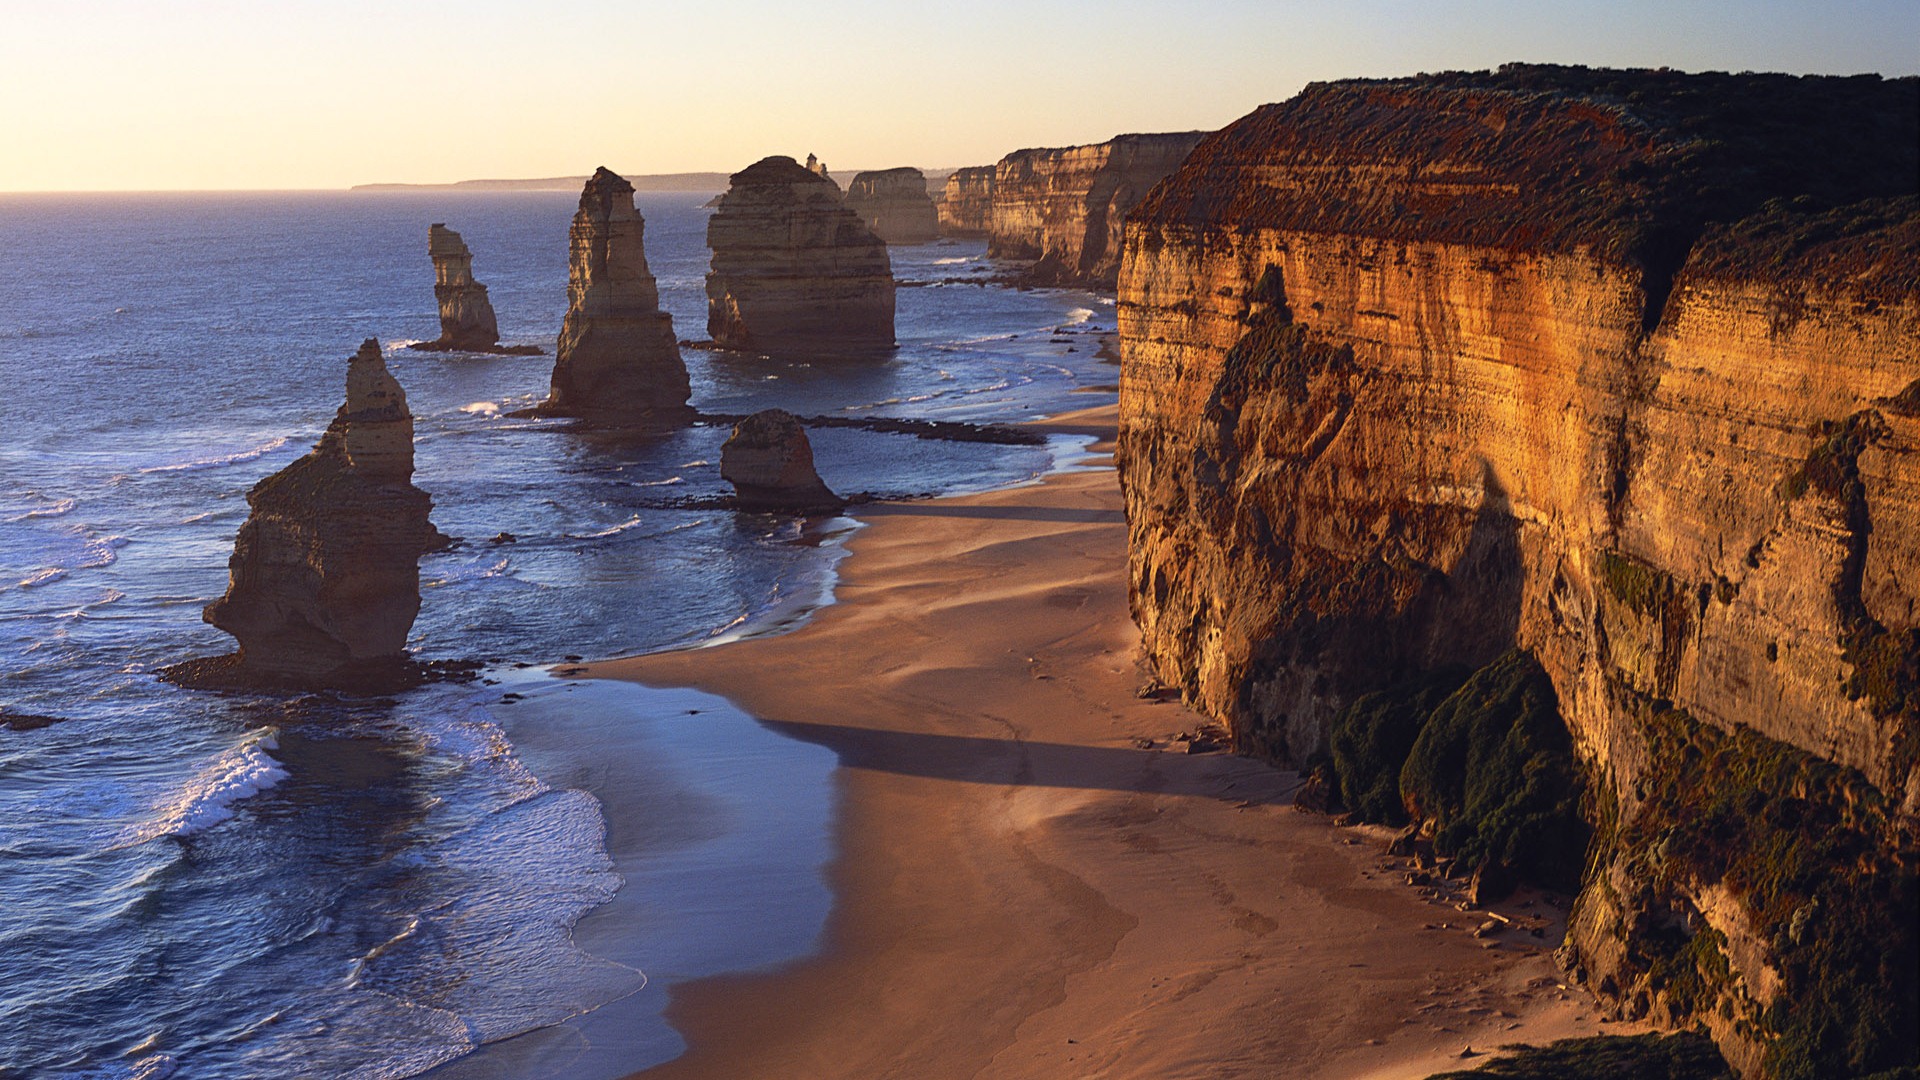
721 408 844 512
989 132 1204 289
542 167 692 426
937 166 994 238
1116 68 1918 1077
706 156 895 356
844 167 939 245
199 339 440 687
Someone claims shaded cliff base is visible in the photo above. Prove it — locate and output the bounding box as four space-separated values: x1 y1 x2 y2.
589 407 1640 1080
403 340 544 356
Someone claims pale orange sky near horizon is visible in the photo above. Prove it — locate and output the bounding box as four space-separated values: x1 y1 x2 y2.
1 0 1915 193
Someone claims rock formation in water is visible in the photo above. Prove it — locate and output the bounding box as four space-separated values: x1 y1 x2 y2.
188 339 442 689
705 156 895 356
541 167 693 427
1116 66 1919 1078
720 408 844 512
937 165 995 238
844 167 939 245
407 224 542 355
988 132 1204 289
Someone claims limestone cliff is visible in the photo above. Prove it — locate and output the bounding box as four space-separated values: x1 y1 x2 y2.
720 408 844 512
989 131 1204 289
706 156 895 356
407 224 541 355
844 167 939 245
541 167 692 427
938 165 994 238
1115 66 1919 1078
192 340 441 689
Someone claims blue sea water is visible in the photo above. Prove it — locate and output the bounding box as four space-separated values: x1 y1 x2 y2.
0 190 1119 1078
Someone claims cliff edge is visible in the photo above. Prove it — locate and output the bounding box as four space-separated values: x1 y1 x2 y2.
990 131 1205 289
1117 66 1918 1078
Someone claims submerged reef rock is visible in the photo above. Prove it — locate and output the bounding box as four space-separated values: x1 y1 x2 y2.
407 224 541 355
705 156 895 356
1116 65 1919 1078
937 165 995 238
184 339 442 690
720 408 844 512
844 167 939 245
540 167 692 427
988 131 1204 289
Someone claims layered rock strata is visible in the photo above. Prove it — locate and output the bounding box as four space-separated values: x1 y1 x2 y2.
408 224 541 355
705 156 895 355
195 339 442 688
989 131 1204 288
1115 67 1919 1078
720 408 844 512
541 167 692 427
937 166 994 238
844 167 939 245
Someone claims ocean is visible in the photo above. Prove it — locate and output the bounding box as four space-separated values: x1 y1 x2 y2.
0 189 1118 1078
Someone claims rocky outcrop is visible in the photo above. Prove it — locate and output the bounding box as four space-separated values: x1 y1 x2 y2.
705 156 895 356
541 167 692 427
720 408 844 512
1116 67 1919 1078
186 339 442 689
844 167 939 245
938 166 994 238
804 154 831 182
407 224 541 355
989 132 1205 288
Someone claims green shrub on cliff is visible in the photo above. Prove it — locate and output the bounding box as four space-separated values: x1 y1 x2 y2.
1400 649 1590 891
1627 707 1920 1079
1325 666 1468 823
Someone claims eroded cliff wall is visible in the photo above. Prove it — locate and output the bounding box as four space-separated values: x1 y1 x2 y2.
938 165 994 238
1116 67 1919 1078
989 131 1205 289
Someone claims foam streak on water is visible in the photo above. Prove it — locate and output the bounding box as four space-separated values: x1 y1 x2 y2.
0 190 1119 1078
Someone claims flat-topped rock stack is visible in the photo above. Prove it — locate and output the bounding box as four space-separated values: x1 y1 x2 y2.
705 155 895 356
541 167 692 427
720 408 845 513
408 224 541 355
844 167 939 245
185 339 443 689
937 166 994 238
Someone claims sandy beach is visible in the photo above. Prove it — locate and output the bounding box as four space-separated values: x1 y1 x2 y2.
591 405 1634 1079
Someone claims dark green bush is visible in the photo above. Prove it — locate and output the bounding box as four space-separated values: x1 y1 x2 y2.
1325 665 1468 823
1400 649 1591 890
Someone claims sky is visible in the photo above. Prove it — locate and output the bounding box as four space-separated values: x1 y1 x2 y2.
1 0 1915 191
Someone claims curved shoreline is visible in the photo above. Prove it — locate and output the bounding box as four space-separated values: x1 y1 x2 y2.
585 403 1638 1080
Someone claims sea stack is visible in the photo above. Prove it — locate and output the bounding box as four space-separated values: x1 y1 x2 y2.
541 167 693 427
191 339 441 689
937 165 994 238
408 225 539 354
705 156 895 356
720 408 844 512
844 167 939 245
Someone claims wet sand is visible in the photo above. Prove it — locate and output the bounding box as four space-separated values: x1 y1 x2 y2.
591 405 1632 1079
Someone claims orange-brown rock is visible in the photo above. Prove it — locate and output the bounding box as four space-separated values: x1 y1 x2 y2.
706 156 895 356
541 167 692 427
1116 66 1918 1077
844 167 939 245
192 339 442 689
720 408 844 512
407 224 541 355
937 165 994 238
989 132 1204 288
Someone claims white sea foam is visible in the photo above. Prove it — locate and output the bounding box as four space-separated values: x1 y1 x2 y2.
122 733 288 845
138 435 290 475
424 557 512 587
16 568 67 588
570 515 646 539
460 401 501 415
933 256 972 265
1063 307 1096 326
9 497 76 522
631 476 683 488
